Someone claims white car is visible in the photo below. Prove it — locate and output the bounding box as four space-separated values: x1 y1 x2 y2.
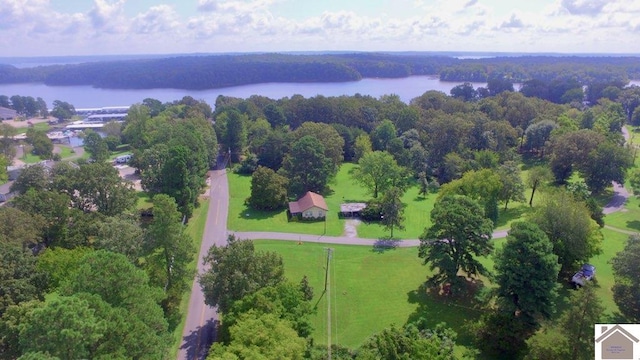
571 264 596 287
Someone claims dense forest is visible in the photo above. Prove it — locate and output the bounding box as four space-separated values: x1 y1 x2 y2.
0 53 639 90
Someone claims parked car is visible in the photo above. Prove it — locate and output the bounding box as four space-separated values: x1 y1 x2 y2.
114 154 132 164
571 264 596 287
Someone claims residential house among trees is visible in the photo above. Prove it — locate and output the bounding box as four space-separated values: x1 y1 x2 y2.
288 191 328 220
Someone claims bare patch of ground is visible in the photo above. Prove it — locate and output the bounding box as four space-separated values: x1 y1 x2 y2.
344 219 361 237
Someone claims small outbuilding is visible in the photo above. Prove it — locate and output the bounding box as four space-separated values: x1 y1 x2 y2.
288 191 328 220
339 203 367 218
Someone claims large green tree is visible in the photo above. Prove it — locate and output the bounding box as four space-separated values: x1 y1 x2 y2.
144 194 195 322
0 123 17 162
18 295 106 360
52 162 137 216
548 129 604 183
49 100 75 122
208 312 306 360
438 168 502 223
281 135 333 197
292 122 344 173
0 243 45 317
199 236 285 314
581 141 633 193
497 161 526 210
25 128 52 159
352 151 407 198
219 282 315 342
57 250 171 358
526 165 553 207
93 215 144 264
610 234 640 323
370 119 398 152
357 323 457 360
0 207 43 250
216 109 247 163
418 195 494 292
353 133 372 162
522 277 605 360
10 164 49 195
494 222 560 324
379 187 406 238
82 129 109 162
529 190 602 272
248 166 289 210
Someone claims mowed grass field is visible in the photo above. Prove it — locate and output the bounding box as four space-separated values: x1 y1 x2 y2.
228 162 538 239
254 227 627 351
253 240 486 353
228 163 440 239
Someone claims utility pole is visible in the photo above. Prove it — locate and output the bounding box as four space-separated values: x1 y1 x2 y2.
324 247 333 360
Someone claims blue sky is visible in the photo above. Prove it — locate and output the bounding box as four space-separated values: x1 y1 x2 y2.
1 0 639 56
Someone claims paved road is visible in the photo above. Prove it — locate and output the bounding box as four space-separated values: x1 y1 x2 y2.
178 168 229 360
231 229 509 247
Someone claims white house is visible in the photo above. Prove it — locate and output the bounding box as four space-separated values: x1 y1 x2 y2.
288 191 328 220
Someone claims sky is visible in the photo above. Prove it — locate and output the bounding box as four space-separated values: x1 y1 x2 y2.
1 0 640 57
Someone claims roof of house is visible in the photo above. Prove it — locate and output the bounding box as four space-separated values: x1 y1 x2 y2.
596 324 640 343
0 107 17 116
289 191 328 213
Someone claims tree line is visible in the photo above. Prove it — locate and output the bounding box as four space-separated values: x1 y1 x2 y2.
1 53 639 90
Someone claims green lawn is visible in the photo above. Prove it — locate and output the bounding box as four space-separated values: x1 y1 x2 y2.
135 192 153 210
229 163 439 239
254 240 488 354
254 226 628 351
14 122 49 135
169 199 210 358
22 152 42 164
57 145 75 159
587 228 627 314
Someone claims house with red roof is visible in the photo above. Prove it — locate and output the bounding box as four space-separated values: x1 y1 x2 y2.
288 191 328 220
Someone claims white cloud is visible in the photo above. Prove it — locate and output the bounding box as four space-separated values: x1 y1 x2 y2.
88 0 127 32
500 14 525 29
560 0 608 16
131 5 180 34
1 0 640 55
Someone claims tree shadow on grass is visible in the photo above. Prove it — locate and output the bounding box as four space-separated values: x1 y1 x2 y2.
413 196 428 202
495 206 530 229
405 279 488 348
237 205 282 221
371 237 400 253
626 220 640 231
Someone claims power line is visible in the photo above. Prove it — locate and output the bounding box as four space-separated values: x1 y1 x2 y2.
324 247 333 360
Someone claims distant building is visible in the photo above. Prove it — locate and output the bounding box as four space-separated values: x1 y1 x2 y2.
288 191 328 220
0 107 17 120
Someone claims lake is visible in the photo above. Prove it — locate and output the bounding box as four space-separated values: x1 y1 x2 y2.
0 77 487 109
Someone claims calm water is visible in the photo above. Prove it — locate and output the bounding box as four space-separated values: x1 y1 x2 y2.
0 77 486 108
3 78 636 109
